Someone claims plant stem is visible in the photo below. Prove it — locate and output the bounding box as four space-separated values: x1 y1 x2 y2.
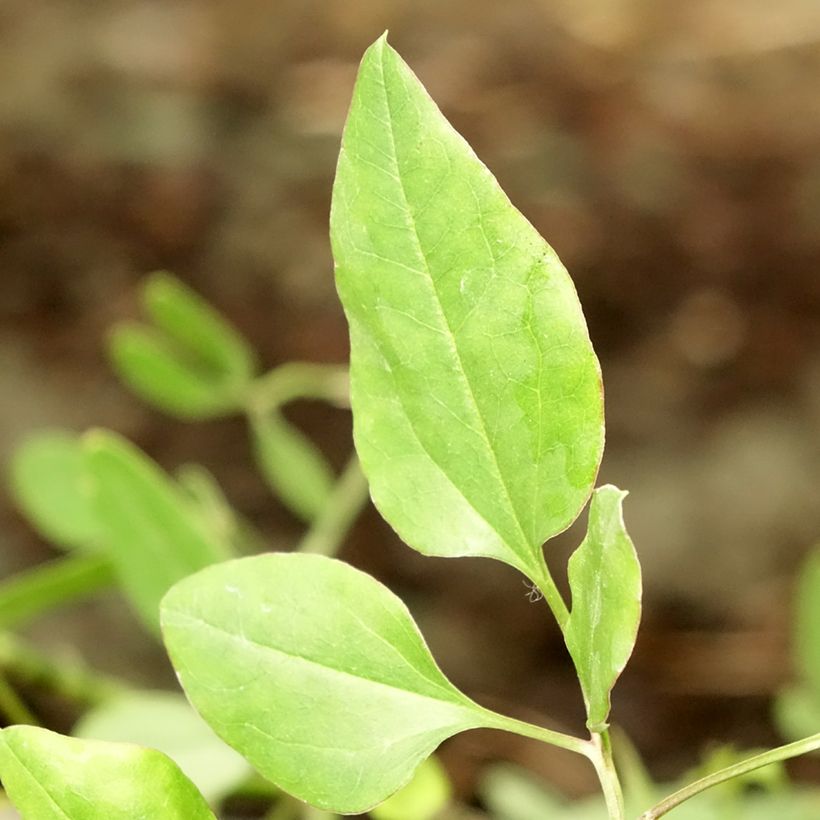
248 363 349 414
529 554 570 630
481 709 591 757
0 670 38 726
640 732 820 819
0 631 127 707
298 455 369 557
0 554 115 630
589 729 625 820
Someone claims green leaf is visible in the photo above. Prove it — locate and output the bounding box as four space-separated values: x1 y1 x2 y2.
74 691 251 804
249 413 334 522
330 35 603 579
795 549 820 695
108 272 257 419
371 755 451 820
564 486 641 731
160 553 498 814
9 431 100 551
108 323 239 419
142 272 256 383
0 725 215 820
84 431 233 633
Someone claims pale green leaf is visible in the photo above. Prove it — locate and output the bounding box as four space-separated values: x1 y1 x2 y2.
108 323 239 419
0 726 215 820
565 485 641 731
330 35 603 579
160 553 496 814
142 271 256 384
795 549 820 696
249 413 334 523
371 755 451 820
775 685 820 743
9 431 99 551
74 691 251 804
84 431 233 633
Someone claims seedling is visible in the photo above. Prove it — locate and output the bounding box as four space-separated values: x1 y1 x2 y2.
1 33 819 820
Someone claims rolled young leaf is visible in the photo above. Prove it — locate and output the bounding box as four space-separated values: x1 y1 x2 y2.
330 34 604 580
565 485 641 732
161 553 501 814
0 725 215 820
84 431 234 633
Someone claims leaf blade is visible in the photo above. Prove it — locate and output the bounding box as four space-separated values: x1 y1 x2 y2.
565 485 641 731
330 35 603 577
160 553 490 813
0 726 215 820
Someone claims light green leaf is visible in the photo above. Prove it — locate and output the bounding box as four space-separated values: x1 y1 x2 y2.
249 413 334 522
330 35 603 579
160 553 499 814
371 755 451 820
142 272 256 383
108 272 257 419
84 431 233 633
74 691 251 804
795 549 820 696
9 431 99 551
108 323 239 419
565 485 641 731
0 725 215 820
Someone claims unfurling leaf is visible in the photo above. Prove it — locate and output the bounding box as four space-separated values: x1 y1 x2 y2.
330 34 603 581
0 726 215 820
565 485 641 732
161 553 500 814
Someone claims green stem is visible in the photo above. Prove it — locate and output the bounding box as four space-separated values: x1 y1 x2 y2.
640 732 820 819
0 631 127 707
481 708 591 758
590 729 625 820
298 455 369 557
0 670 38 726
529 553 570 630
248 363 349 414
0 554 115 630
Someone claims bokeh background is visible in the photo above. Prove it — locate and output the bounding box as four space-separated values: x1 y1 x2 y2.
2 0 820 808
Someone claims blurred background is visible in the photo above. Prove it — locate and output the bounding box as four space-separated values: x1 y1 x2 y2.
1 0 820 809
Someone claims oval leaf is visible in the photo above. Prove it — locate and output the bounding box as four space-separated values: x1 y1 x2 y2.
565 485 641 731
0 726 215 820
249 413 335 523
74 691 251 804
330 35 604 578
10 431 100 551
160 553 492 813
84 431 233 633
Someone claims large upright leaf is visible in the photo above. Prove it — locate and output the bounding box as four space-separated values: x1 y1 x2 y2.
161 553 503 813
330 35 604 579
0 726 215 820
84 431 233 632
564 486 641 731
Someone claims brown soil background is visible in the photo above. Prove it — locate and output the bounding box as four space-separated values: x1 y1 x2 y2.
2 0 820 811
